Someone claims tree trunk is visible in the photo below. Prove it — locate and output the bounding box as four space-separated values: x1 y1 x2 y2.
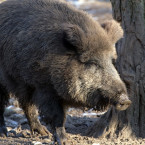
87 0 145 138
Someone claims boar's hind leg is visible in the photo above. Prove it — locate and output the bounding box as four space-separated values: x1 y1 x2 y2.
0 84 9 137
19 101 49 136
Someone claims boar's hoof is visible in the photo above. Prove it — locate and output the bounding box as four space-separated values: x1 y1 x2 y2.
0 126 7 137
55 128 68 145
31 124 49 136
116 96 131 111
55 137 68 145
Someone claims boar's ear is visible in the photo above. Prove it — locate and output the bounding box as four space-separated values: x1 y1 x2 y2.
62 24 85 53
101 20 124 44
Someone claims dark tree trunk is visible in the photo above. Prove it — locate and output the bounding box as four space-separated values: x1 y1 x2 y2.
87 0 145 138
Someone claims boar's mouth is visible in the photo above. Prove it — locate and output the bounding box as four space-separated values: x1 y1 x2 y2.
86 89 111 111
93 97 110 111
87 90 131 111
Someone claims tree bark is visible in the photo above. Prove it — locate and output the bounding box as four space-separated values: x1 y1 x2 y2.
87 0 145 138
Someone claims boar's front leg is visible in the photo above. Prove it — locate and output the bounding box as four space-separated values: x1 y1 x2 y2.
34 89 67 145
50 102 67 145
42 100 67 145
19 99 49 136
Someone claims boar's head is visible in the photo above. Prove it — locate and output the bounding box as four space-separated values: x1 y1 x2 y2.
48 20 131 111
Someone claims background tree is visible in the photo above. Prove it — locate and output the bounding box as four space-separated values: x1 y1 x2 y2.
87 0 145 138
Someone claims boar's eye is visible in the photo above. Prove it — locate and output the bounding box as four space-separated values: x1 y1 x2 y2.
85 60 101 68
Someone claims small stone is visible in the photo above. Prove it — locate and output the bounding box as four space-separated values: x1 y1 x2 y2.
92 143 100 145
32 141 43 145
6 127 13 132
49 141 55 145
43 138 51 143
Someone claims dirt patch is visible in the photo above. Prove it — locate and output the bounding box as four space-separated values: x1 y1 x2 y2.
1 102 144 145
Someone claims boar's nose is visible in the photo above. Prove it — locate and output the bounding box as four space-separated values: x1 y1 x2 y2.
116 94 132 111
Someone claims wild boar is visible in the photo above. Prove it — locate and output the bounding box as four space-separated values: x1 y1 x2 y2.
0 0 131 144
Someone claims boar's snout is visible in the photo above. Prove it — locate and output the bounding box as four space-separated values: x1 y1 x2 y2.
115 94 131 111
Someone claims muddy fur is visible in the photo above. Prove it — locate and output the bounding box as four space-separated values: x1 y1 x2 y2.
0 0 130 144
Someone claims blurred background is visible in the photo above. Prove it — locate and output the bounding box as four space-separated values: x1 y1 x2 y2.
66 0 112 23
